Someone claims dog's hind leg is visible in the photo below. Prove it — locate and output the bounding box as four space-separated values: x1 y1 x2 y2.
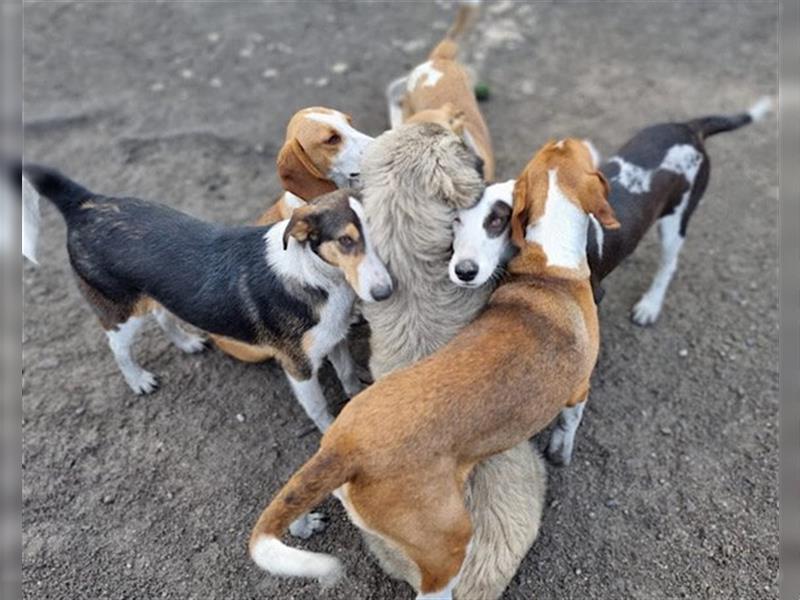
547 399 587 466
107 316 158 395
153 306 207 354
327 339 366 397
286 371 334 432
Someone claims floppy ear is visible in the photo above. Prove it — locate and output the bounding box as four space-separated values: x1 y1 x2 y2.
276 139 337 200
282 205 317 250
585 170 620 230
509 176 530 249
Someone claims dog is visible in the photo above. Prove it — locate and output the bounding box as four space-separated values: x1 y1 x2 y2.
386 0 494 180
448 97 772 464
210 107 374 363
21 166 392 431
247 138 619 599
358 122 546 600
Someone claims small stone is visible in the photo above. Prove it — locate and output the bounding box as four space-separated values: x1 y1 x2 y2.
126 562 132 569
150 82 165 92
658 478 666 485
605 498 619 508
402 39 427 54
678 348 688 357
180 69 194 79
315 77 329 87
74 406 85 416
659 426 672 435
166 491 173 500
236 413 246 423
520 80 535 96
549 499 559 509
574 568 582 575
262 68 278 79
239 47 253 58
207 32 220 43
209 78 222 88
102 494 115 505
331 62 349 74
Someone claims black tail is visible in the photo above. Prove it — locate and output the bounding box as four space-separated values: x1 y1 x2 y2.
22 164 91 216
687 96 773 139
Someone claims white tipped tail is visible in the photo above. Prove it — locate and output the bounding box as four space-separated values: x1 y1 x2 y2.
250 535 343 586
22 176 41 264
748 96 773 122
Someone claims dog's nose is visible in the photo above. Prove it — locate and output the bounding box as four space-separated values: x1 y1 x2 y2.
370 283 393 302
349 172 360 179
455 260 479 282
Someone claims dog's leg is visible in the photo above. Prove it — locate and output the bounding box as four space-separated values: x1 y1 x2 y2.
327 340 367 397
106 316 158 395
286 371 334 432
631 213 685 326
547 400 586 466
153 306 207 353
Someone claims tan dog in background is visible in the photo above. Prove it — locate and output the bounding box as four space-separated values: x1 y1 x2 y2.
387 0 494 180
248 138 620 598
213 107 373 363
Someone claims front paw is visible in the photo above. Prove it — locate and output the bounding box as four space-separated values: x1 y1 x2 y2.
631 295 662 327
289 512 328 539
546 429 573 466
126 370 159 395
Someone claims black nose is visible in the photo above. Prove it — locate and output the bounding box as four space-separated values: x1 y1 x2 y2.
455 260 479 282
370 283 393 301
349 172 360 178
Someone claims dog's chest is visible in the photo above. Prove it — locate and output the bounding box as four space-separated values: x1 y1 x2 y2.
304 283 355 361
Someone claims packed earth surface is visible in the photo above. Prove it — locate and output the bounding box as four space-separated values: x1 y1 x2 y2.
22 2 778 599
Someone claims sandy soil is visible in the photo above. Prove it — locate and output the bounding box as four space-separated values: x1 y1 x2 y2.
22 2 778 599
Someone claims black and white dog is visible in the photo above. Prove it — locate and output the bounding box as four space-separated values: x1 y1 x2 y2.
448 96 772 464
21 166 393 431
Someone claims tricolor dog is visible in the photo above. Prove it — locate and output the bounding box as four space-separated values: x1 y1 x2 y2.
449 98 772 464
386 0 495 180
21 166 392 431
248 139 618 598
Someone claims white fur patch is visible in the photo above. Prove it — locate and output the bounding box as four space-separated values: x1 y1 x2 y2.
608 156 653 194
283 191 306 211
588 214 604 261
21 176 41 264
525 169 588 270
407 61 444 90
106 316 158 395
250 535 342 584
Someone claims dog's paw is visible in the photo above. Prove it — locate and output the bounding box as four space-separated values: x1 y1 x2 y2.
546 430 573 466
289 512 328 539
127 370 159 395
176 334 208 354
631 295 662 326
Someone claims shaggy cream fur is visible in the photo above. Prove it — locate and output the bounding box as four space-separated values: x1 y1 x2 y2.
360 122 546 600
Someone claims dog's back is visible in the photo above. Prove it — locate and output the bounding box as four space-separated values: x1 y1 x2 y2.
360 123 546 600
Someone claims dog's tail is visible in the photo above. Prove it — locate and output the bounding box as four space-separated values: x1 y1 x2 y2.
18 164 92 263
688 96 773 139
249 446 354 585
430 0 482 61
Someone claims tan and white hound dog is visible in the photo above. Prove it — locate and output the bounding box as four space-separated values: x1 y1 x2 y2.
247 139 621 598
213 107 374 363
387 0 494 181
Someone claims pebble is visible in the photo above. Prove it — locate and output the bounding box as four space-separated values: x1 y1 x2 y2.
150 82 165 92
236 413 245 423
166 491 173 500
180 69 194 80
315 77 329 87
678 348 688 357
209 78 222 88
262 68 278 79
207 32 220 43
74 406 85 416
520 81 535 96
605 498 619 508
574 568 582 575
402 39 427 54
239 47 253 59
660 426 672 435
102 494 115 505
331 62 349 74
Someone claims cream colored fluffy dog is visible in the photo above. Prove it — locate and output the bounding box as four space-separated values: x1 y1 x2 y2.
359 122 546 600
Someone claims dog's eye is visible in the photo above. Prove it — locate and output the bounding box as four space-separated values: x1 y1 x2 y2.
326 134 342 145
338 235 355 249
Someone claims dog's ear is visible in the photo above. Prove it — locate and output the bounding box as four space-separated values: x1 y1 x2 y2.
509 176 530 249
277 138 337 201
282 204 318 249
584 170 620 230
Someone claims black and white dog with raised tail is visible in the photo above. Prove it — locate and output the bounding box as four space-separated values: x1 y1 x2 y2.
447 96 772 465
21 165 392 431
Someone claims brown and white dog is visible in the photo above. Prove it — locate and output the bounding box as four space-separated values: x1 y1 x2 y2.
247 139 620 598
21 165 392 431
213 107 374 363
386 0 494 180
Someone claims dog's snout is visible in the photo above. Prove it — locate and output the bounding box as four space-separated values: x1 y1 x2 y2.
455 260 479 282
370 283 393 302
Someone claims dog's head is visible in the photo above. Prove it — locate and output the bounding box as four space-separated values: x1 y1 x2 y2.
362 122 485 212
449 179 515 288
277 107 374 200
282 189 393 302
510 138 619 252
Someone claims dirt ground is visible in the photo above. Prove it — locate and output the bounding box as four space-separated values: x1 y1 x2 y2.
21 2 778 599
